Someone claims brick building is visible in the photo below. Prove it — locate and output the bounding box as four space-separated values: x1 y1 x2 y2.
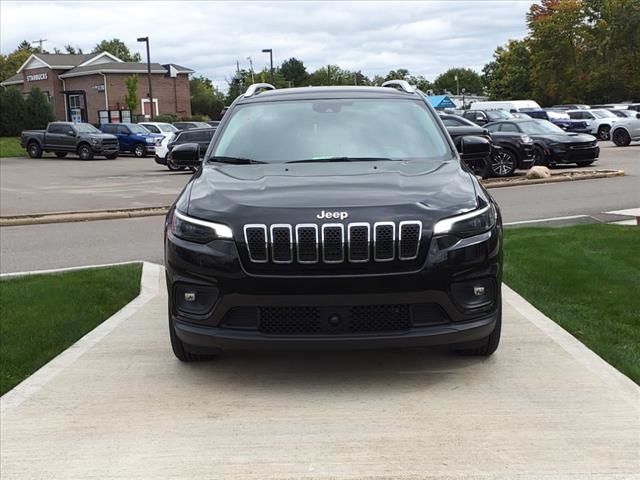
0 51 193 124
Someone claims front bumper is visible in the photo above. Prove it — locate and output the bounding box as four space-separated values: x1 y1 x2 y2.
165 221 502 352
548 145 600 164
155 154 167 165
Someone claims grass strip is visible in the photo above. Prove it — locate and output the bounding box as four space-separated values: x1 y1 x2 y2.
0 263 142 395
504 224 640 384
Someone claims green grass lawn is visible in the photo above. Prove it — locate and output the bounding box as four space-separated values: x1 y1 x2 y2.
0 263 142 395
504 224 640 383
0 137 24 158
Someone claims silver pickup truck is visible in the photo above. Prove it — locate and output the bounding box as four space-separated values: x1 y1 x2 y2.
21 122 119 160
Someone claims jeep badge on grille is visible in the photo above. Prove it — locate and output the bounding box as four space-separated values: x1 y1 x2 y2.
316 210 349 220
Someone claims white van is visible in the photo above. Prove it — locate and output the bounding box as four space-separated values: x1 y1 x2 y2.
470 100 542 112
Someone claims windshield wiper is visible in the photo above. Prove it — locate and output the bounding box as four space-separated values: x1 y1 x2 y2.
286 157 401 164
209 156 266 165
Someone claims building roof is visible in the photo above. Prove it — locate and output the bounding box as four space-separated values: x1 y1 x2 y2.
59 62 170 78
165 63 194 74
0 73 24 86
426 95 457 109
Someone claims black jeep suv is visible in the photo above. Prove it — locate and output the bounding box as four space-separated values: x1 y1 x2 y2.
164 81 503 361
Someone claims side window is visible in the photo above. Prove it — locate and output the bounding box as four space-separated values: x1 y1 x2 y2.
143 124 160 133
48 124 62 134
585 112 595 120
442 118 459 127
500 123 519 132
486 124 500 133
103 124 115 134
117 125 129 134
192 131 214 142
177 132 192 143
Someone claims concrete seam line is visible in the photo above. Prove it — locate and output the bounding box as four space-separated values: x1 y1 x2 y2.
502 284 640 406
0 260 144 278
0 262 163 418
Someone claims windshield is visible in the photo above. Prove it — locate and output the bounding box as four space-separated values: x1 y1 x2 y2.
158 123 178 132
546 110 569 120
592 110 616 119
211 99 451 163
486 110 513 121
518 120 565 134
129 124 151 134
75 124 100 133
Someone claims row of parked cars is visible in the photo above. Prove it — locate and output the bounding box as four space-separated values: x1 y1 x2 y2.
20 120 218 166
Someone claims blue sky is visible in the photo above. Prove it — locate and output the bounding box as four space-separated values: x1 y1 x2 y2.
1 1 535 89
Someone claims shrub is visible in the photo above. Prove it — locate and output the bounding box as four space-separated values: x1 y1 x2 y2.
0 87 27 136
25 88 54 130
155 114 177 123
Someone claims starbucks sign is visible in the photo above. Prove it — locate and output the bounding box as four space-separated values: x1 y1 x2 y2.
26 73 48 82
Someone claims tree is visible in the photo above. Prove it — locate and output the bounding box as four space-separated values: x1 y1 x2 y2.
0 87 27 136
64 44 83 55
279 57 309 87
124 74 138 112
93 39 141 62
190 75 225 120
25 87 54 129
433 68 484 95
384 69 410 81
0 40 35 82
483 39 535 100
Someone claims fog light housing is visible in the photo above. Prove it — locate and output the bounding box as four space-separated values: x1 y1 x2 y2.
174 284 218 316
451 279 495 312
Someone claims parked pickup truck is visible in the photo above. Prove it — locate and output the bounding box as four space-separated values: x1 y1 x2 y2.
21 122 119 160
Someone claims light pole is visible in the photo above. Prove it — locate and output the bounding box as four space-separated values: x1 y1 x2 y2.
262 48 273 84
137 36 154 120
455 74 459 96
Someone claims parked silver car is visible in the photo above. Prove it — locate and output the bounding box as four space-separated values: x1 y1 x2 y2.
610 113 640 146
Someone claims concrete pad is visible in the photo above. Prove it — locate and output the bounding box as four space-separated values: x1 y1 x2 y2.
1 265 638 479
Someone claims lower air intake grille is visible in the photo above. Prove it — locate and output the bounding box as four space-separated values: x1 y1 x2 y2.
260 307 321 334
349 305 411 333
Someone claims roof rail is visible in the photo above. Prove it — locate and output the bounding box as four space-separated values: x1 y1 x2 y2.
381 80 416 94
244 83 276 98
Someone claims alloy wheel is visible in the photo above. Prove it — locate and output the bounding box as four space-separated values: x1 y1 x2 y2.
492 151 515 177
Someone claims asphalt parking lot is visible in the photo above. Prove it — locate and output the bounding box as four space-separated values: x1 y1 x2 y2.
1 264 637 478
0 142 638 217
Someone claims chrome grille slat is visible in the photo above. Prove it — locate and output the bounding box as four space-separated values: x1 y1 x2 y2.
244 221 422 265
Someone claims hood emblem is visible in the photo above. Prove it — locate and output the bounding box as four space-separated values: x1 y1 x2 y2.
317 210 349 220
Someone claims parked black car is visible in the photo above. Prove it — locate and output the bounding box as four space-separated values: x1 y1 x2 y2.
173 121 211 131
462 109 513 126
162 127 216 171
164 81 502 362
21 122 119 160
485 119 599 166
440 115 534 177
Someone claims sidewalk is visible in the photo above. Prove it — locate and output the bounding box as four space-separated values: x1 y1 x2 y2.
1 263 638 479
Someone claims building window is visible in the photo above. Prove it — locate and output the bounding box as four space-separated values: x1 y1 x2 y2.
69 94 84 109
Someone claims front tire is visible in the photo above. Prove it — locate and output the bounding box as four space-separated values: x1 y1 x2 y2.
612 128 631 147
454 307 502 356
169 317 218 362
532 146 546 166
133 144 147 158
598 125 611 141
27 142 42 158
54 151 68 158
77 144 94 160
491 149 517 177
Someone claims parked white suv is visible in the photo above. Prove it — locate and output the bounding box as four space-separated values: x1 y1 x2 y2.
139 122 179 161
610 112 640 146
566 109 620 140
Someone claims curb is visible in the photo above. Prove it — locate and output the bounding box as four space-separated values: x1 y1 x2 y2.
482 169 625 189
0 206 169 227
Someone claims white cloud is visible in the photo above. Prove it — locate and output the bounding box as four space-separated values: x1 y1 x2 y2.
1 0 534 90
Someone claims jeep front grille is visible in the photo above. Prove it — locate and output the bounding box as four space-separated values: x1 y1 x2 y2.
243 221 422 264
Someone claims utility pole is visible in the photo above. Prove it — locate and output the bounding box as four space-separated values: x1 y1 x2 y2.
246 56 255 83
31 39 47 53
327 65 331 85
455 74 460 96
137 36 154 120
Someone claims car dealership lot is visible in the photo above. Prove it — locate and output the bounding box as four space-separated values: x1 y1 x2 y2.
1 265 637 478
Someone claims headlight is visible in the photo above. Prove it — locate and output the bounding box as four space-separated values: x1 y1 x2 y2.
91 138 100 145
433 204 497 238
145 137 155 144
585 121 592 126
519 135 533 144
171 210 233 243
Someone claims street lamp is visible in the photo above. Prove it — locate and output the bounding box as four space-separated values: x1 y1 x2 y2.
262 48 273 84
137 36 154 120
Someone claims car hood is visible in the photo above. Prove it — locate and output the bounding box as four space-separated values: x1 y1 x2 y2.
529 132 596 143
185 160 479 225
90 133 118 141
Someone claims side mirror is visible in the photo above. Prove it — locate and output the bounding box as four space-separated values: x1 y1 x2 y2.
636 112 640 119
170 143 201 167
455 135 492 160
67 130 75 136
